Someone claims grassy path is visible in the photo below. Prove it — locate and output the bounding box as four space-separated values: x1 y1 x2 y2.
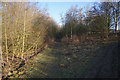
15 40 119 78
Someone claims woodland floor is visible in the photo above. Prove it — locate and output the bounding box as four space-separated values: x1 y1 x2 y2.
9 38 120 78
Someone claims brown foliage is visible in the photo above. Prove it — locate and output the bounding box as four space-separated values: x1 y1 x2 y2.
61 34 88 44
61 37 69 43
71 35 79 43
46 37 55 45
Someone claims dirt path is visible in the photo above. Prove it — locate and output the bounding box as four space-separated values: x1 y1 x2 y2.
48 42 119 78
17 41 119 78
80 43 119 78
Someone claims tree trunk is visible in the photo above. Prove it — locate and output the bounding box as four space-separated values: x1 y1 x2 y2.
5 21 8 62
115 2 119 37
71 25 72 39
22 8 26 59
4 4 8 62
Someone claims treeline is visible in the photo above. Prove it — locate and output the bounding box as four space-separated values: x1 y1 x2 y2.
2 2 120 61
2 2 59 60
52 2 120 43
1 2 58 78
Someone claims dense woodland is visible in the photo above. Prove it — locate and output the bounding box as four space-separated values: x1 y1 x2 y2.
1 2 120 78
